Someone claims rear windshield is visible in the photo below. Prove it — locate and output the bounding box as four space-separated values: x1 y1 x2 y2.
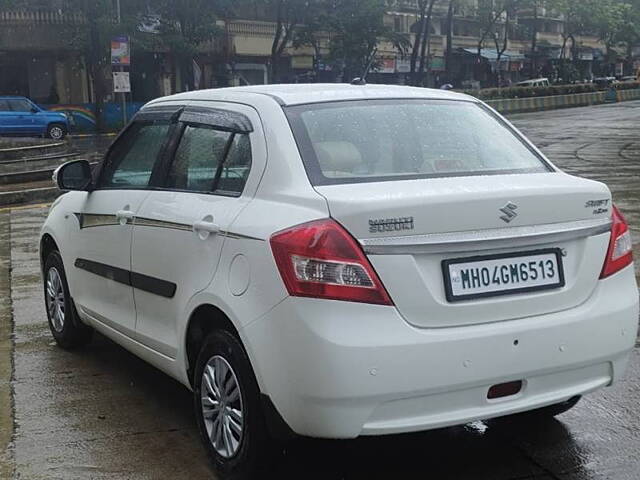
285 99 551 185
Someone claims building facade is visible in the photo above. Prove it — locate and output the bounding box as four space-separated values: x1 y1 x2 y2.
0 2 636 109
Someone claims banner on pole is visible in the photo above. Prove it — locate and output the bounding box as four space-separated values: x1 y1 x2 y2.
111 36 130 66
113 71 131 93
193 59 202 90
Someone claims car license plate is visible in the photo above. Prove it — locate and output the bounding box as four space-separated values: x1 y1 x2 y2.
442 249 565 302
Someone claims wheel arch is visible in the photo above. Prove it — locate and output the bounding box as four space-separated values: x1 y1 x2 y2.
40 233 60 273
184 303 243 389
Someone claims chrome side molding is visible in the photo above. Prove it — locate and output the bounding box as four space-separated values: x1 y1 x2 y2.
360 218 612 255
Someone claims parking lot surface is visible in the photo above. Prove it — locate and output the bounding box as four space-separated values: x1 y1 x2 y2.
0 100 639 479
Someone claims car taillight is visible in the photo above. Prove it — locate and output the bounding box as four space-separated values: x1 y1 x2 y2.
270 219 393 305
600 205 633 279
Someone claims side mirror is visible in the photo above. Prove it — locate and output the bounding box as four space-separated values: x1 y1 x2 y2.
53 160 93 191
30 107 39 114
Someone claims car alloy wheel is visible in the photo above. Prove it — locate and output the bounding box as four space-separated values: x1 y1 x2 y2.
49 126 64 140
45 267 65 332
201 355 244 458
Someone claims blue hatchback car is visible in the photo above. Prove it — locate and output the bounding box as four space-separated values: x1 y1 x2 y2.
0 96 69 140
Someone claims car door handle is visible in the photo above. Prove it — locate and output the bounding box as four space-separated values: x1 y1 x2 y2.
193 216 220 240
115 209 134 225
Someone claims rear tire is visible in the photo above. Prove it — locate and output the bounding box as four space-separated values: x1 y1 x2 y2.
43 250 93 349
193 330 273 479
46 123 67 140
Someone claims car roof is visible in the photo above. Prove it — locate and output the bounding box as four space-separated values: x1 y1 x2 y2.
147 83 475 107
0 96 28 100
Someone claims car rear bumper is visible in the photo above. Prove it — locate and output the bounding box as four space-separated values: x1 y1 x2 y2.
242 265 638 438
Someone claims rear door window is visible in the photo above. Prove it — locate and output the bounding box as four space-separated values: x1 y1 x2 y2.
165 124 252 196
8 99 33 112
0 100 10 111
286 99 551 185
99 121 171 188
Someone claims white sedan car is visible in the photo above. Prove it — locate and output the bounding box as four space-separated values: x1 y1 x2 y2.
41 84 638 478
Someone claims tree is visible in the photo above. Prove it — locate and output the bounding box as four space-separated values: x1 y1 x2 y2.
475 1 506 60
491 0 522 86
292 4 327 81
62 0 125 131
408 0 437 86
269 0 298 83
524 0 540 76
545 0 599 80
155 0 229 91
324 0 409 81
444 0 456 81
617 0 640 69
474 0 508 85
256 0 326 83
591 0 632 62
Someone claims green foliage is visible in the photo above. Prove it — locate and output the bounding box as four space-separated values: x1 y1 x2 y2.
464 81 640 100
324 0 409 79
153 0 227 57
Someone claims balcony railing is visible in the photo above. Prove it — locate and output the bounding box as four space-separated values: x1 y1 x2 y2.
227 20 276 37
0 10 85 25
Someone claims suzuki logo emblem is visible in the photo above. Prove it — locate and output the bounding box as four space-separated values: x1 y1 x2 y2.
499 202 518 223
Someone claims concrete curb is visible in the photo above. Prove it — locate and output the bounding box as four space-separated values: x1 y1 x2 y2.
0 168 55 186
0 187 60 207
486 88 640 114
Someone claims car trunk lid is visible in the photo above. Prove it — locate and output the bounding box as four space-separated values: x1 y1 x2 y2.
314 172 612 328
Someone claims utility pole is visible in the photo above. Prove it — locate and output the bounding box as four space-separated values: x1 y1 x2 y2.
115 0 127 125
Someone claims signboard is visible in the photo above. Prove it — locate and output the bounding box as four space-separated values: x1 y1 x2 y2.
316 61 332 71
396 58 411 73
378 57 396 73
111 36 130 66
292 56 314 69
193 59 202 89
430 57 445 72
578 51 594 61
113 71 131 93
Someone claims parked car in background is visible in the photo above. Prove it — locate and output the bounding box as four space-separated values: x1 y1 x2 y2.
515 78 550 87
41 84 638 478
593 77 619 87
0 96 68 140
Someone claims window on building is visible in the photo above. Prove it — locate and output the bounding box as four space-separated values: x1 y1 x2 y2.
394 16 404 33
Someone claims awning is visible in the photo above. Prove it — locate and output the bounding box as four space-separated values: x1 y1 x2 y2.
462 48 526 61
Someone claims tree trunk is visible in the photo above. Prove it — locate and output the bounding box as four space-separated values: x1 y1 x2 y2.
417 0 436 85
87 15 106 132
530 1 538 76
495 10 510 88
445 0 455 81
271 15 284 83
410 0 427 85
559 35 568 82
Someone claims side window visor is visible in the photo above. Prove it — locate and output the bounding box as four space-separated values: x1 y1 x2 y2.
179 106 253 134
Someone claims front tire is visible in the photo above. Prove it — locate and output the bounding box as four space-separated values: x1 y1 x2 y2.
193 330 272 479
43 250 93 349
46 123 67 140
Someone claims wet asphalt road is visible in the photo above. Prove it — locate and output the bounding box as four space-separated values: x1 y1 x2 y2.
0 101 639 479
